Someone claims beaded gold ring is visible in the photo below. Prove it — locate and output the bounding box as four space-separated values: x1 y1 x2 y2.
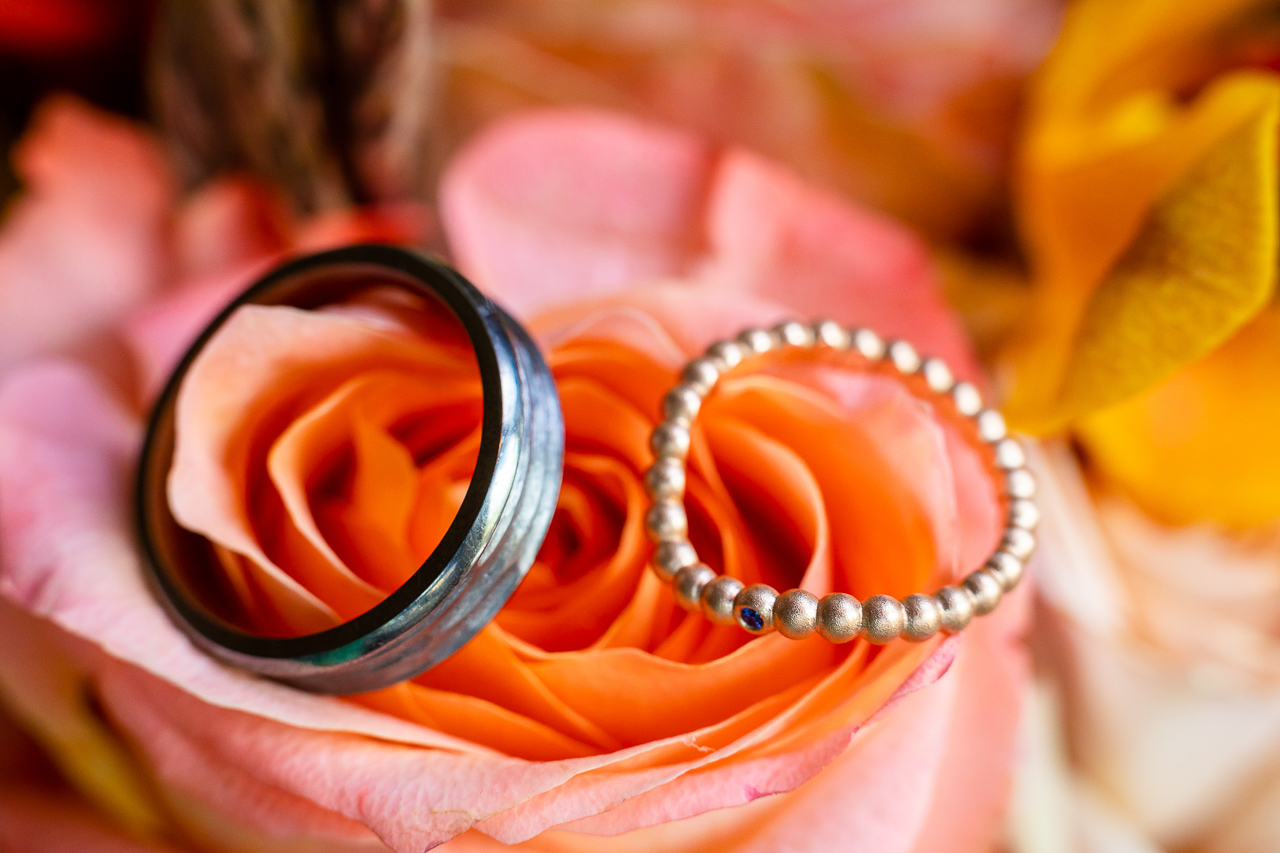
643 320 1036 644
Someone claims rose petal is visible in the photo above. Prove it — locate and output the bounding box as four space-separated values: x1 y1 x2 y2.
441 108 977 379
0 598 164 836
700 149 977 373
174 176 292 280
168 304 478 631
1034 443 1280 846
124 260 281 401
441 109 716 317
0 96 174 370
0 361 499 755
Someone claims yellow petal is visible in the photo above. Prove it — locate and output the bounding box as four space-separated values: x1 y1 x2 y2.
1029 0 1261 125
1009 73 1280 429
1007 0 1280 430
1078 305 1280 528
1054 87 1279 417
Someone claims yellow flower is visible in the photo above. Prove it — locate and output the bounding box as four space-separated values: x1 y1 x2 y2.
1008 0 1280 527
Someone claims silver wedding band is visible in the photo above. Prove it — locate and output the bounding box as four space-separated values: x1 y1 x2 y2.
136 245 564 694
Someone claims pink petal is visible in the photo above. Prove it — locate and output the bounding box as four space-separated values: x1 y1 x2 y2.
440 108 975 377
440 599 1027 852
174 176 291 280
441 108 716 316
700 149 978 374
123 260 281 401
128 193 433 404
0 96 174 369
908 584 1030 853
530 285 792 368
293 202 433 253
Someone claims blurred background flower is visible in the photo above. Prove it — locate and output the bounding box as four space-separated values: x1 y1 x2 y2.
428 0 1061 242
0 0 154 197
1002 1 1280 851
140 0 1062 243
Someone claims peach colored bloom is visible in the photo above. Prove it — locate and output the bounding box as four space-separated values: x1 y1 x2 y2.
0 102 1028 851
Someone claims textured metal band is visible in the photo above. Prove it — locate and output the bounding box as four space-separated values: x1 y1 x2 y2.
137 245 564 694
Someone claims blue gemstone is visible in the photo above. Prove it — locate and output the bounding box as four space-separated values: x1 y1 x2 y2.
740 608 764 631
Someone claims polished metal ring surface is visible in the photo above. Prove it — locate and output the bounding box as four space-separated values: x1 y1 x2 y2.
136 244 564 694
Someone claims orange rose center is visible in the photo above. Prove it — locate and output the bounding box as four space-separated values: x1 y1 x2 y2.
167 291 1000 757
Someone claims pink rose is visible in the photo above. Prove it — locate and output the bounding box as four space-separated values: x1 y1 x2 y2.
0 100 1028 851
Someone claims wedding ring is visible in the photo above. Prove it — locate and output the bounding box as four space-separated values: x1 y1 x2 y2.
645 320 1034 644
137 245 564 694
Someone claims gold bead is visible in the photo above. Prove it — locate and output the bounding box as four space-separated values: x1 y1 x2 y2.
674 564 715 611
774 589 820 639
952 382 982 416
734 584 779 635
650 540 696 581
812 320 850 349
936 586 975 633
861 595 906 644
681 358 720 393
888 340 921 374
1008 499 1040 531
987 551 1024 592
773 320 815 347
707 340 746 370
701 575 744 625
902 593 942 642
921 358 954 392
662 384 703 423
737 327 776 354
976 409 1007 442
650 420 691 459
993 438 1026 470
1002 527 1036 560
645 500 687 542
1005 468 1037 499
962 570 1003 616
644 458 685 500
852 328 885 360
816 593 862 642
